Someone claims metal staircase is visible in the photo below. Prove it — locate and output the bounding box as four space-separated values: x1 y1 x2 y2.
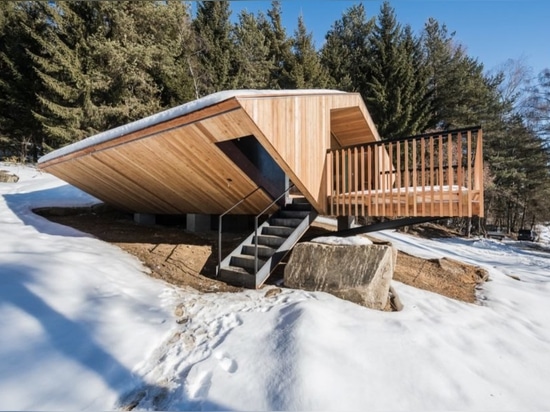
217 196 317 289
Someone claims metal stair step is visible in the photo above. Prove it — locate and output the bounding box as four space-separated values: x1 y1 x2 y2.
283 202 312 211
270 217 303 228
253 234 286 248
230 254 266 271
291 196 309 204
218 266 256 289
262 225 294 237
278 210 311 219
241 244 276 259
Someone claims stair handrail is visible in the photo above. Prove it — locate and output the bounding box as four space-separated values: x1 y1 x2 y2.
218 186 264 277
253 184 296 275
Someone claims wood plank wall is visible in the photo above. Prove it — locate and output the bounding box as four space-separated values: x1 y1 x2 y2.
237 93 379 212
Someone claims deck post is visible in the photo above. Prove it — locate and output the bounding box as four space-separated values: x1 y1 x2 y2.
186 213 211 232
134 213 156 225
337 216 355 231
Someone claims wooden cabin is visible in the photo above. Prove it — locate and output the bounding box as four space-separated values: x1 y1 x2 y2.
38 90 484 288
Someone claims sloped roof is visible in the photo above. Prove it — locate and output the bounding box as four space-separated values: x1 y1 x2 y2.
38 90 380 215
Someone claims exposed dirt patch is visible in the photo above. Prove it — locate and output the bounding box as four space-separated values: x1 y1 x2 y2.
35 207 488 303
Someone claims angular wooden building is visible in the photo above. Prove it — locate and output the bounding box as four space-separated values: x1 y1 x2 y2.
38 90 484 287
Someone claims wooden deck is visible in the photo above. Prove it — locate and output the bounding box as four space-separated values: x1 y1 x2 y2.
326 127 484 218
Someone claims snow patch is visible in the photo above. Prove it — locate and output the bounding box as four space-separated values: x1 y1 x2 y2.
311 235 373 246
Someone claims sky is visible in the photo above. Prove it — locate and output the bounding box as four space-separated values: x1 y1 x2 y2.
224 0 550 77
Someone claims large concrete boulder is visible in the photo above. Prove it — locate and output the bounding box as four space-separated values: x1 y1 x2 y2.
284 241 395 310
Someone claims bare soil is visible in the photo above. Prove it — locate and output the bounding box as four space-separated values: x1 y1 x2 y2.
35 207 488 303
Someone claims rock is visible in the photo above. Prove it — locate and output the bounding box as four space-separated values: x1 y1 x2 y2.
388 285 404 311
174 303 185 318
284 241 395 310
0 170 19 183
264 287 282 298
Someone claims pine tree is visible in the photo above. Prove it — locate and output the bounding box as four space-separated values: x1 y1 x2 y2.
0 2 48 160
193 1 235 95
320 4 374 92
28 1 192 151
402 25 432 136
0 1 19 157
288 15 330 89
232 10 272 89
89 1 196 123
135 1 196 106
484 115 550 229
29 2 108 148
526 69 550 142
30 2 164 148
365 2 430 138
421 18 495 130
263 1 294 89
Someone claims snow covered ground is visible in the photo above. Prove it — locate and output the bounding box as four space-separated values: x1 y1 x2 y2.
1 163 550 411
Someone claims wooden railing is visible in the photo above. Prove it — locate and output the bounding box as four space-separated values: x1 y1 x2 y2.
326 127 484 218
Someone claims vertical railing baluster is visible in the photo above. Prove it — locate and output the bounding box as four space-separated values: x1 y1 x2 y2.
412 138 417 216
404 140 410 216
354 147 359 217
476 130 484 217
429 136 435 216
335 149 340 216
384 144 387 216
388 142 393 216
447 132 454 216
396 140 401 216
457 131 464 217
360 146 365 216
374 144 379 216
421 138 426 216
367 145 372 215
327 151 333 216
467 130 472 217
347 148 352 216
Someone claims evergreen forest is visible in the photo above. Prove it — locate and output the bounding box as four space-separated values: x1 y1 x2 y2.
1 1 549 230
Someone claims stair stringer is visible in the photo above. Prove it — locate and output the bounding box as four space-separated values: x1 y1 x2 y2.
253 210 317 288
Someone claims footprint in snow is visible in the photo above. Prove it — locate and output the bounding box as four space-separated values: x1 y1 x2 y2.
223 312 243 328
214 350 238 373
188 370 213 400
